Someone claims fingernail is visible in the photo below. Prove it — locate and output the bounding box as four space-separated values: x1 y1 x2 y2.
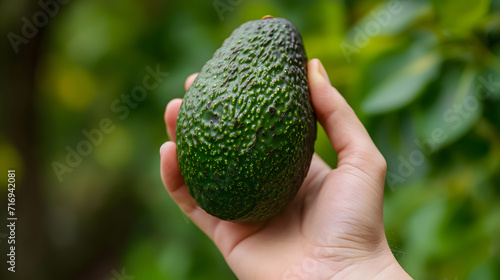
159 142 168 154
316 59 331 84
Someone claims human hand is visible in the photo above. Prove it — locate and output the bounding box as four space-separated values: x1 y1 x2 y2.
160 59 412 280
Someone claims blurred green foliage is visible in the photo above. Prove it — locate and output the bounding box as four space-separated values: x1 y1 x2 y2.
1 0 499 279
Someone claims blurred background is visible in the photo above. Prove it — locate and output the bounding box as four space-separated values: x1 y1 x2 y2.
1 0 499 279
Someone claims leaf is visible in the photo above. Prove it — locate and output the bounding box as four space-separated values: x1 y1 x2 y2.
431 0 490 34
340 1 428 63
467 261 497 280
372 113 430 189
416 67 483 152
361 50 441 115
403 196 447 278
351 0 428 37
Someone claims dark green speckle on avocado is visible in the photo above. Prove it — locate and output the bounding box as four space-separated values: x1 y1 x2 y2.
176 16 316 223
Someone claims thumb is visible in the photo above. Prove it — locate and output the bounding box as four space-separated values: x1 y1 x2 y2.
307 59 387 189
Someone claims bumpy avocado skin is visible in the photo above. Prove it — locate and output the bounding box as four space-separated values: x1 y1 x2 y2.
176 17 316 223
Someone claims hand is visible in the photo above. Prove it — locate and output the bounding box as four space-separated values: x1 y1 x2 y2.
160 59 412 280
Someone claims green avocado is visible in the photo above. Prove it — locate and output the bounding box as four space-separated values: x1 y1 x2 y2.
176 16 316 223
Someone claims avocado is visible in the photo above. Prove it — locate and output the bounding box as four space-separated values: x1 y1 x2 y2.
176 16 316 223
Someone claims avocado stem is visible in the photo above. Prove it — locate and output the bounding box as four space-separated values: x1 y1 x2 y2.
261 15 274 19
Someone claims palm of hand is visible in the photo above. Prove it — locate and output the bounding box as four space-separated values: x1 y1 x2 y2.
161 59 405 280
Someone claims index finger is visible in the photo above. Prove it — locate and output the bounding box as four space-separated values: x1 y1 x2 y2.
185 73 198 91
164 73 199 140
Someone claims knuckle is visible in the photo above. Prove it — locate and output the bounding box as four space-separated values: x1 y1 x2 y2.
372 151 387 175
357 148 387 177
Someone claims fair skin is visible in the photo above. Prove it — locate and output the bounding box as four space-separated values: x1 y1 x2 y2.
160 59 413 280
